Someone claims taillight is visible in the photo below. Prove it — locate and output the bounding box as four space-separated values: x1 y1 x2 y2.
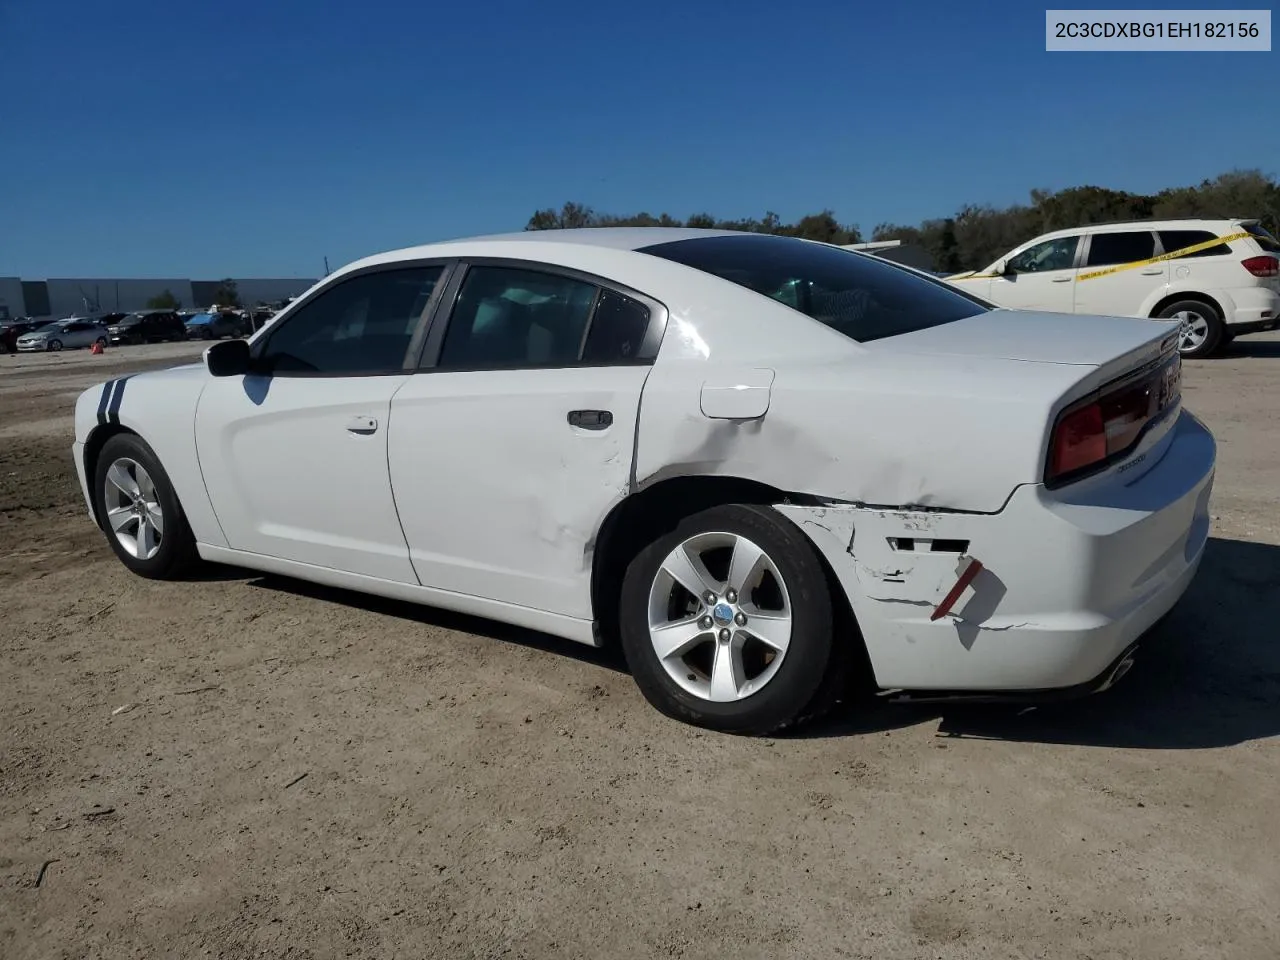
1049 403 1105 478
1242 255 1279 278
1045 353 1181 485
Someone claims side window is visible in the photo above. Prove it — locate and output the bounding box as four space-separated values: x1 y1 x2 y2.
1158 230 1233 258
581 289 651 363
1007 236 1080 274
1085 231 1156 267
437 266 597 370
261 266 442 375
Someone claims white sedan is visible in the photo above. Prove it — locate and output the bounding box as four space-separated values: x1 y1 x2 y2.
71 229 1216 733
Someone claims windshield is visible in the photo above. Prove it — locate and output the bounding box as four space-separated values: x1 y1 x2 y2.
119 315 143 325
35 322 68 333
1244 222 1280 252
640 233 989 342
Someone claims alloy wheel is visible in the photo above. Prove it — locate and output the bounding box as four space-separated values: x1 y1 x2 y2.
103 457 165 560
1173 310 1209 352
647 531 793 702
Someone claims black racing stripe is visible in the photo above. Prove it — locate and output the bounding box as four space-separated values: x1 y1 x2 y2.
96 379 116 426
107 375 133 425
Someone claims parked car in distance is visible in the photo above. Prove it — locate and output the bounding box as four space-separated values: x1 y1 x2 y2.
945 218 1280 358
17 318 109 352
72 228 1214 734
1 319 46 353
185 311 250 340
107 310 187 345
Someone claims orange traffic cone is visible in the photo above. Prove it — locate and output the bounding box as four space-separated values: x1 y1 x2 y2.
91 341 104 355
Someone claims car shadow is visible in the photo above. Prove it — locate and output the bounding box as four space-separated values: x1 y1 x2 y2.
242 573 629 674
1222 338 1280 359
221 536 1280 748
796 535 1280 749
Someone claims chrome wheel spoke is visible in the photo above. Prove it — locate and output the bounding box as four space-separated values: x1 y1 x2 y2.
106 462 140 499
650 616 707 660
136 514 157 558
660 544 720 599
726 536 765 596
145 501 164 535
106 504 135 533
740 612 791 653
709 638 746 702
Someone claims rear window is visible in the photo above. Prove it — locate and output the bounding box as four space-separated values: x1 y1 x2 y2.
1243 222 1280 251
1158 230 1232 258
639 233 988 343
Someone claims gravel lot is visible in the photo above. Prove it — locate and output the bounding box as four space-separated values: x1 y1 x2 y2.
2 336 1278 959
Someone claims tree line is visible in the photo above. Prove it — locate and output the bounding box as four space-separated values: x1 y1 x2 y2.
526 169 1280 273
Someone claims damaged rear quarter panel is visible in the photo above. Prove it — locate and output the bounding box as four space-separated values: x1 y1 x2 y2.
634 352 1089 514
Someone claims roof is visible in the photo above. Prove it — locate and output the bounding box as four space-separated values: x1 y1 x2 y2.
344 227 744 273
1036 217 1258 239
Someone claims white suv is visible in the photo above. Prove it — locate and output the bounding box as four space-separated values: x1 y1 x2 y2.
946 218 1280 357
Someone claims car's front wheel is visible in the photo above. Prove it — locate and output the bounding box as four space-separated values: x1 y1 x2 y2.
93 433 199 579
1157 299 1223 358
618 503 846 734
47 339 62 352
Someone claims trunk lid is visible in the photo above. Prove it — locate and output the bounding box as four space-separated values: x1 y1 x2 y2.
868 308 1179 367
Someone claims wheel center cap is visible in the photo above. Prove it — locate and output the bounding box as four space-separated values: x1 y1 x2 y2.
712 602 734 625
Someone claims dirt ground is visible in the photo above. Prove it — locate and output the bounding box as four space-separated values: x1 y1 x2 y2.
2 336 1278 960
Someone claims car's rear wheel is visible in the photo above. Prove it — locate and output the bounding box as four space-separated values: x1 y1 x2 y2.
618 503 844 735
93 433 199 579
48 339 62 352
1157 299 1223 358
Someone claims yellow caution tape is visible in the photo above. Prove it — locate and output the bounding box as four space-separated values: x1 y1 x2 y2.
1077 231 1249 281
944 231 1251 284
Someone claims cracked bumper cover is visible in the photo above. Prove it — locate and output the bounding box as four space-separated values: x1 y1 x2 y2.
776 410 1215 693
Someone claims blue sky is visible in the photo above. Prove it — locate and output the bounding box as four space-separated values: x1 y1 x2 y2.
1 0 1276 278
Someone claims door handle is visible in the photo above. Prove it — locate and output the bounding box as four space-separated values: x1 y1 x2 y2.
567 409 613 430
345 416 378 435
1140 268 1164 275
1051 276 1073 282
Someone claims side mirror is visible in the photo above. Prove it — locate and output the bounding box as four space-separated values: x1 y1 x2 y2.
993 259 1011 276
205 338 251 377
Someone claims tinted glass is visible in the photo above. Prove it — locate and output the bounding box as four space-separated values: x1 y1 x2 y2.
1244 223 1280 251
641 234 987 343
1086 231 1155 267
1007 236 1079 273
438 266 597 369
582 289 650 363
1158 230 1231 258
262 266 442 374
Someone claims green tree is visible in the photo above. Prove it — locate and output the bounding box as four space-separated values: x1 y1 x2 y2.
145 289 180 310
213 279 241 309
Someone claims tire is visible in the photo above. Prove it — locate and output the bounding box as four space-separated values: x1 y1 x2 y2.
618 503 846 735
1156 299 1223 358
92 433 199 579
48 339 62 352
95 337 107 349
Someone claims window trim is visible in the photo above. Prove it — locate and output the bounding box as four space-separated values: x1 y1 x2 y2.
415 257 670 373
247 259 459 378
1079 229 1158 269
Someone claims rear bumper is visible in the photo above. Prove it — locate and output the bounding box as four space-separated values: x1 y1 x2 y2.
777 410 1215 693
1222 286 1280 331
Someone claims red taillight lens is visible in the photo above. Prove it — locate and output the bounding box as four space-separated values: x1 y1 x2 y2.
1046 354 1182 485
1049 403 1106 478
1242 255 1279 278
